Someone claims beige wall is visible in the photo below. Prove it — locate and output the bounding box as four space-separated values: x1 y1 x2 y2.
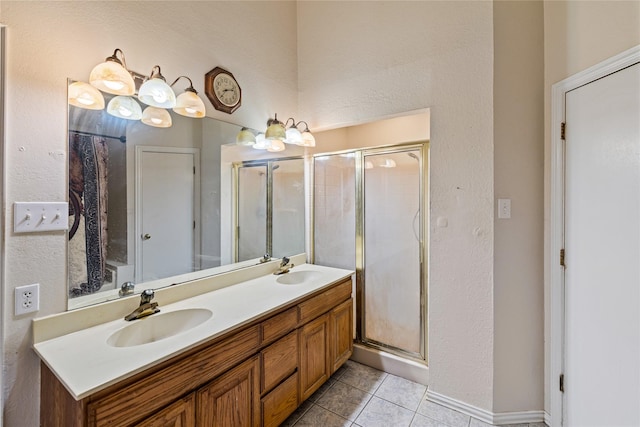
0 2 297 425
543 0 640 415
493 0 545 413
298 1 498 410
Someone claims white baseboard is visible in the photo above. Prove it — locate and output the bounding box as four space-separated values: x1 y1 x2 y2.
426 389 547 426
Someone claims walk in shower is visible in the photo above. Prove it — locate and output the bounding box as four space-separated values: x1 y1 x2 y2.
313 144 427 368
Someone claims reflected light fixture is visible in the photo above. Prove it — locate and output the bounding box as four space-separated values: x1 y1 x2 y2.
379 158 397 168
89 49 136 96
265 114 286 142
142 106 172 128
107 96 143 120
170 76 206 118
236 127 257 146
252 133 271 150
267 139 286 152
138 66 177 108
68 81 105 110
262 113 316 149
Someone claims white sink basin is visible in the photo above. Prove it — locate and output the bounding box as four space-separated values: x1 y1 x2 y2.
276 270 323 285
107 308 213 348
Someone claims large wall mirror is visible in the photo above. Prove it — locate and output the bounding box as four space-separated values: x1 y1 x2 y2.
67 81 306 309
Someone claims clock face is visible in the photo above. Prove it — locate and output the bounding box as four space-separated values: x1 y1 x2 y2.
213 73 240 107
204 67 242 114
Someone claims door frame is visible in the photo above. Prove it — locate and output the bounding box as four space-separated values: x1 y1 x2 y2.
549 45 640 427
134 146 201 282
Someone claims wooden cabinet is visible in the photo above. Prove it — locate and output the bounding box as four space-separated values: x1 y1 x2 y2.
299 314 331 401
330 298 354 372
196 356 260 427
136 394 195 427
41 277 353 427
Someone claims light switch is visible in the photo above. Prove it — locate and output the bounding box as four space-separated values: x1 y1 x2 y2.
498 198 511 219
14 202 69 233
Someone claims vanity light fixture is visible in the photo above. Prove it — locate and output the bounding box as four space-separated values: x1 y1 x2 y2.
252 133 271 150
138 66 177 109
68 81 105 110
170 76 206 118
263 113 316 148
236 127 257 146
107 96 143 120
141 106 172 128
267 139 286 152
89 49 136 96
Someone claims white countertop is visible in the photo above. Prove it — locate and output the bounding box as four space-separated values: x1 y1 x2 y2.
33 263 353 400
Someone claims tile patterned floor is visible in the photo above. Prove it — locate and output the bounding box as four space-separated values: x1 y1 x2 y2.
282 360 548 427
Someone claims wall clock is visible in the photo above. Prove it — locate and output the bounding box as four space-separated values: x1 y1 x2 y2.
204 67 241 114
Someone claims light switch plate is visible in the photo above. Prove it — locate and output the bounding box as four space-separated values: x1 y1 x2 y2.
14 202 69 233
498 198 511 219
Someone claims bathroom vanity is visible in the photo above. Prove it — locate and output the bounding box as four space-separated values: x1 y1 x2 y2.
34 261 353 426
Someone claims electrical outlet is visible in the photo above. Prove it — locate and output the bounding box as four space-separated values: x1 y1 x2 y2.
15 283 40 315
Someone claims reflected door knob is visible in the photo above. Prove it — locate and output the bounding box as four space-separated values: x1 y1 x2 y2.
142 233 151 240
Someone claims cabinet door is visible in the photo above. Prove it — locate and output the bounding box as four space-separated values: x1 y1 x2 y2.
135 393 195 427
330 298 354 373
196 356 260 427
299 313 330 401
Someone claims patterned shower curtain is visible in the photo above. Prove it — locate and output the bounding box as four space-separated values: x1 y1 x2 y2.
68 133 109 297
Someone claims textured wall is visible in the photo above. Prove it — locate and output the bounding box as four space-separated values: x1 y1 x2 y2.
493 0 544 413
297 1 496 410
0 2 297 425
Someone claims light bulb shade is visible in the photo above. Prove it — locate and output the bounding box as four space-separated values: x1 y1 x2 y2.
265 122 286 140
267 139 286 152
173 91 205 118
107 96 142 120
138 78 176 108
236 128 256 146
141 106 172 128
285 127 302 144
379 158 396 168
252 133 271 150
89 60 135 96
68 81 105 110
299 131 316 147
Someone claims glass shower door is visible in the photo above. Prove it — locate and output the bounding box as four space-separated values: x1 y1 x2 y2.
272 159 306 258
236 164 267 261
362 148 423 358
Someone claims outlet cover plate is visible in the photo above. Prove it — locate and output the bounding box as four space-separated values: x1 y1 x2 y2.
15 283 40 315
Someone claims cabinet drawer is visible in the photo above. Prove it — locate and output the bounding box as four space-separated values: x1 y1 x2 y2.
261 307 297 345
261 331 298 393
298 279 352 324
261 372 299 427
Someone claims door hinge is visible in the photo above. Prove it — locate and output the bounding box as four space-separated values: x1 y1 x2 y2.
560 374 565 392
561 122 566 140
560 248 565 267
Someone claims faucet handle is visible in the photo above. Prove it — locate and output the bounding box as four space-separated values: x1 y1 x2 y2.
140 289 155 304
260 253 271 263
281 257 290 266
119 281 135 297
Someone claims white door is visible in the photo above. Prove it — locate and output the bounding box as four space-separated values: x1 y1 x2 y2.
564 62 640 426
137 147 197 282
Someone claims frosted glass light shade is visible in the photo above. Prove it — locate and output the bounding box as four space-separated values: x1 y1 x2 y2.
265 122 286 140
138 78 176 108
68 82 105 110
267 139 285 152
107 96 142 120
379 158 396 168
236 128 256 146
141 106 172 128
173 91 205 118
299 131 316 147
285 127 302 144
252 133 271 150
89 61 135 96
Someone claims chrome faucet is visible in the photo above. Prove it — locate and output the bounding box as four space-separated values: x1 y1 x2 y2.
119 281 135 297
273 257 294 275
259 253 272 263
124 289 160 321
